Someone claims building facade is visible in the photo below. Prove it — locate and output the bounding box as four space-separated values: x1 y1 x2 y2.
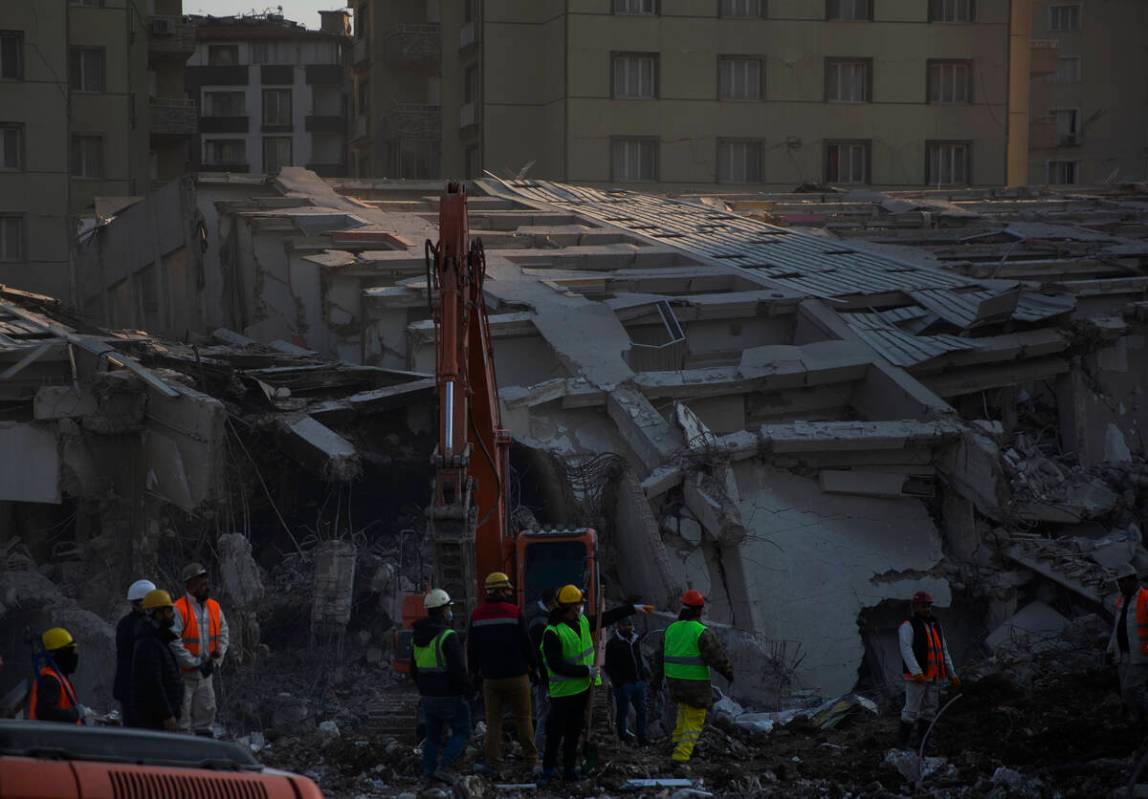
352 0 441 178
0 0 194 303
1027 0 1148 186
187 12 351 177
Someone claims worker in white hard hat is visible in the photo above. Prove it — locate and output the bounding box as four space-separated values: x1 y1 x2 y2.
1107 563 1148 724
411 588 473 783
114 578 156 726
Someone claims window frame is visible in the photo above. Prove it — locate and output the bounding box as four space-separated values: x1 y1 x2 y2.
262 88 293 128
825 58 872 103
205 138 247 166
927 59 973 104
0 214 23 262
70 47 106 93
1048 4 1081 32
0 123 23 170
610 136 659 182
717 138 765 184
1049 56 1081 83
1046 160 1078 186
717 55 764 101
70 134 104 179
925 140 972 186
826 0 872 21
719 0 766 19
0 31 24 80
1050 107 1080 145
614 0 659 15
262 136 292 174
207 44 240 66
928 0 975 23
824 140 871 185
204 90 246 117
611 52 660 100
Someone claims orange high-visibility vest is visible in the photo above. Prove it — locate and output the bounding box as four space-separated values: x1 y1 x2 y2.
903 619 948 681
1115 588 1148 657
27 665 80 724
174 596 222 673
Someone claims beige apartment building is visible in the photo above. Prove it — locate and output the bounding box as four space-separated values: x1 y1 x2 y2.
0 0 194 303
1027 0 1148 186
352 0 441 178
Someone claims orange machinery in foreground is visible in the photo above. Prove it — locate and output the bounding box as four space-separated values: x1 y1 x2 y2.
0 721 323 798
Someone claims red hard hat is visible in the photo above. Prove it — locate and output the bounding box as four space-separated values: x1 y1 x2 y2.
911 591 934 605
681 590 706 608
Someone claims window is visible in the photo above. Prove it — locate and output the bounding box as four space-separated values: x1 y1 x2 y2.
0 124 22 170
613 53 658 99
1047 161 1077 185
70 47 105 92
611 137 658 182
464 65 480 104
1049 5 1080 31
263 137 292 173
208 45 239 66
615 0 658 13
827 0 871 20
263 89 292 126
0 216 21 261
929 0 974 22
825 141 869 184
251 42 271 64
718 139 763 183
205 139 246 165
70 135 103 178
721 0 764 17
204 91 245 117
1052 108 1079 144
356 79 369 114
719 57 762 100
926 141 970 186
928 61 972 104
826 59 870 102
465 0 479 23
1049 56 1080 82
0 32 21 80
465 146 481 178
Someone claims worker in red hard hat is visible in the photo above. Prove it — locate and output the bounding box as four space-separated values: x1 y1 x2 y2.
898 590 959 749
650 590 733 771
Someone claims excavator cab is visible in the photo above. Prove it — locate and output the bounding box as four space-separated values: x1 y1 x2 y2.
515 528 600 622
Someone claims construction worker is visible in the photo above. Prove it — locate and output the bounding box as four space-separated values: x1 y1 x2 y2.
130 590 184 732
114 578 155 726
526 586 558 753
171 562 229 737
898 590 959 748
468 572 538 776
538 584 653 784
411 588 472 782
651 590 733 769
1106 564 1148 723
27 627 83 724
604 617 648 745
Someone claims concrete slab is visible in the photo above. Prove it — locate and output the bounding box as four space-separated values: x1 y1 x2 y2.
0 422 60 504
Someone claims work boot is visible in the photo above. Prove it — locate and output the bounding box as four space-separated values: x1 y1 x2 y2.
896 721 914 749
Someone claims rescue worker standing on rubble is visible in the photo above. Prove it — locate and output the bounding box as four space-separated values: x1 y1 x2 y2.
114 579 155 726
526 586 558 753
651 590 733 770
539 585 653 784
898 590 959 748
1106 564 1148 723
468 572 538 776
171 563 229 737
604 616 649 745
28 627 84 724
130 590 184 732
411 588 472 782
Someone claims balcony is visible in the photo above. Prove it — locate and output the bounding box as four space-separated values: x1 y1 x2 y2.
1030 39 1059 76
384 104 440 139
1030 116 1057 149
352 114 369 143
200 115 249 134
306 114 347 133
147 15 195 60
459 102 476 129
149 97 197 137
382 23 440 66
353 37 370 67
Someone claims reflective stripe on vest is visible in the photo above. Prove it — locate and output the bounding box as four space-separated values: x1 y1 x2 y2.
174 596 222 673
27 665 80 725
471 617 518 628
1116 588 1148 657
903 620 947 681
542 615 594 698
663 620 710 681
413 629 456 673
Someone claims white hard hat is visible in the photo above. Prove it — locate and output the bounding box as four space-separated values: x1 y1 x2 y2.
424 588 453 610
127 579 157 602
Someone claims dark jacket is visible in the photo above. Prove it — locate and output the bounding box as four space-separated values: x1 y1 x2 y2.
604 629 647 686
129 616 184 729
114 610 142 704
467 600 536 681
410 615 472 698
541 605 636 681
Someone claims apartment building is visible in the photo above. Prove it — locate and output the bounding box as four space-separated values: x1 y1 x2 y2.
0 0 194 303
1027 0 1148 186
187 12 351 176
351 0 441 178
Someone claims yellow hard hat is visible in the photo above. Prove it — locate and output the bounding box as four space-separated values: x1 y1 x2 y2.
557 585 584 605
485 572 512 591
142 589 175 610
42 627 75 652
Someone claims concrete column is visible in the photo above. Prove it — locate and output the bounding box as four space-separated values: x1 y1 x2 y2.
1007 0 1034 187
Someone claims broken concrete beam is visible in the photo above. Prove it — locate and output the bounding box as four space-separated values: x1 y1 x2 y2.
722 419 963 457
641 464 684 499
34 385 99 420
675 401 718 450
683 472 747 544
308 378 435 421
606 386 684 471
276 414 362 481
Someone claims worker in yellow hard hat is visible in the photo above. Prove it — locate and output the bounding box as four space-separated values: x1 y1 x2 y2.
538 585 655 784
28 627 83 724
468 572 537 776
129 590 185 732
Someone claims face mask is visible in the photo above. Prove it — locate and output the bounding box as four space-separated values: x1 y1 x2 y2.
55 649 79 675
161 614 176 629
578 604 586 618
